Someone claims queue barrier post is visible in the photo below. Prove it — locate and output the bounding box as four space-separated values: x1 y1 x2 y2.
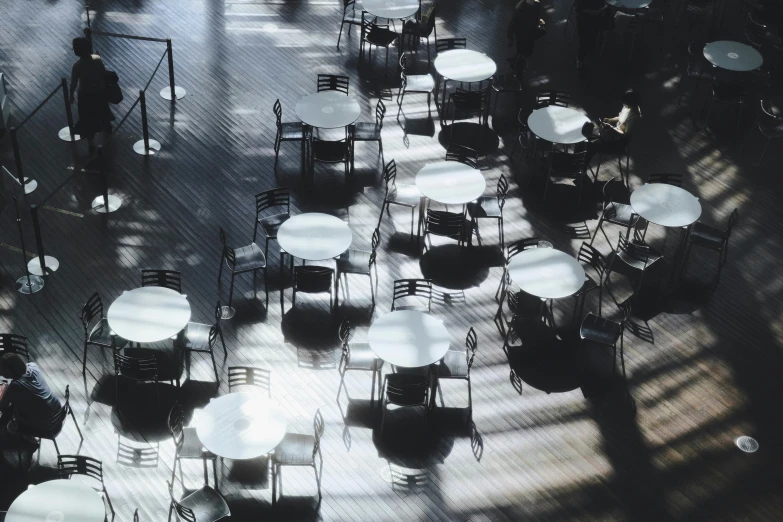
13 196 44 294
91 145 121 213
133 90 161 155
28 204 60 276
9 128 37 195
58 77 81 142
160 39 186 100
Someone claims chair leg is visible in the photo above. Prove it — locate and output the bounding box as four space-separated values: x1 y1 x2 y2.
69 407 84 442
82 343 89 376
271 464 277 506
337 22 345 49
228 273 236 308
210 350 219 383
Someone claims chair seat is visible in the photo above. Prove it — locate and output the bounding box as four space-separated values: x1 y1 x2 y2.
580 313 622 346
337 249 371 275
180 322 211 352
404 74 436 93
616 248 662 271
393 304 430 312
343 14 363 24
387 183 421 206
280 121 306 140
88 318 127 348
273 433 316 466
178 427 214 459
438 350 468 378
366 27 399 47
492 73 521 93
604 202 639 227
345 343 383 371
574 273 600 297
232 243 267 273
689 222 726 249
467 196 502 219
257 213 290 240
312 141 349 162
353 122 382 141
179 486 230 522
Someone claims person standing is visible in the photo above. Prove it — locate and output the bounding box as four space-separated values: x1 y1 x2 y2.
575 0 609 69
69 37 114 154
507 0 545 60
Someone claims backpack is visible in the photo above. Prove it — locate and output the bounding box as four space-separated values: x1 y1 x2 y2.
104 71 123 104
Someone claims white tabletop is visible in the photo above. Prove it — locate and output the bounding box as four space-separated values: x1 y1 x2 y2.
295 91 361 129
606 0 651 8
368 310 451 368
507 248 585 299
703 41 763 72
108 286 191 344
277 212 353 261
434 50 497 83
7 479 106 522
362 0 420 19
197 392 287 459
630 183 702 228
527 106 591 145
415 161 486 205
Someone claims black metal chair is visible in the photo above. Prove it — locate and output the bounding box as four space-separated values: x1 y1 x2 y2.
534 89 570 109
337 0 363 49
444 143 479 168
467 174 507 249
81 292 128 375
544 150 587 204
380 159 421 242
309 136 351 180
291 266 335 313
704 80 746 133
677 40 713 108
114 352 161 410
391 278 433 312
17 385 83 467
218 227 268 317
353 99 386 163
337 319 384 403
380 373 431 435
141 269 182 293
494 237 546 303
336 227 380 310
448 87 489 143
57 455 115 519
682 208 738 285
177 302 225 384
397 53 435 119
227 366 272 396
360 13 399 76
317 74 349 95
423 210 466 252
271 409 324 506
168 401 218 489
580 298 633 379
646 173 683 186
273 99 308 167
0 334 31 361
435 37 467 54
167 480 230 522
573 242 608 321
511 107 536 165
434 327 477 416
605 232 663 296
752 99 783 165
591 178 640 249
253 187 291 268
402 2 439 63
491 55 526 125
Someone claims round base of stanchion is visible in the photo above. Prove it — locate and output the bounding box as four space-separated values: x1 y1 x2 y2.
58 127 82 142
16 275 44 294
27 256 60 276
92 194 122 214
133 139 162 156
219 306 236 320
160 85 186 100
23 177 38 195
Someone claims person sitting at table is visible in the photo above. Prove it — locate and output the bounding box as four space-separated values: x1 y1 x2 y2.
507 0 546 60
582 88 642 163
0 353 62 438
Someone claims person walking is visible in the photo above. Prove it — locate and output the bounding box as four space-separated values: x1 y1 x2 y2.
575 0 609 69
69 36 114 154
507 0 545 61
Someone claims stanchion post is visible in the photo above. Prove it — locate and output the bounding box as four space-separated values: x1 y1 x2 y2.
140 90 149 152
62 77 75 137
166 39 176 100
84 27 92 52
9 127 25 189
99 146 109 211
13 196 44 294
30 205 47 275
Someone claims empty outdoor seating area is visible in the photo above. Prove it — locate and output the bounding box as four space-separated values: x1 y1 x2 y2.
1 0 783 521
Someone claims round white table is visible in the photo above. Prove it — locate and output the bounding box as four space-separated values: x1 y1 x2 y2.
277 212 353 261
527 106 591 145
630 183 702 228
108 286 191 344
197 392 287 460
703 41 763 72
368 310 451 368
295 91 361 129
6 479 106 522
362 0 420 19
507 248 585 299
434 49 497 109
606 0 651 8
415 161 486 205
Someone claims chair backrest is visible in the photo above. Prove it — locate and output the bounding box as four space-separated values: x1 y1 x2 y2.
312 408 325 458
311 137 349 162
57 454 105 485
391 278 433 311
385 374 429 406
425 210 464 239
228 366 271 396
219 227 237 269
294 266 334 294
506 237 541 262
496 175 509 210
577 242 606 278
81 292 104 334
383 159 398 192
451 88 489 113
422 2 438 36
338 318 353 346
646 173 683 186
0 334 30 361
374 99 386 129
273 99 283 129
602 177 627 206
343 0 357 16
616 233 655 267
535 90 571 108
317 74 349 95
465 327 478 373
445 144 479 168
114 352 159 382
141 269 182 293
549 150 587 178
167 481 197 522
168 401 185 451
399 53 410 89
369 227 381 267
436 37 467 54
255 186 290 216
